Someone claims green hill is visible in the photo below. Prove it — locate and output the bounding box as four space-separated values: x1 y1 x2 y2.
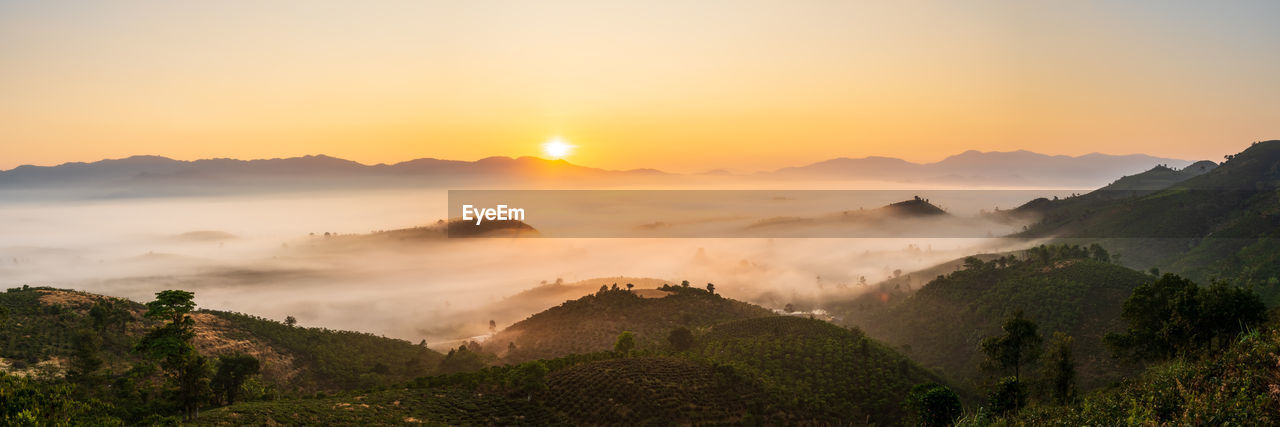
200 315 949 425
485 284 773 363
1016 140 1280 302
0 286 442 394
696 316 948 423
834 245 1151 391
197 352 824 425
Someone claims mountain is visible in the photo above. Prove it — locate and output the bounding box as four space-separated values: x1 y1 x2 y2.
0 148 1193 199
0 154 673 198
833 244 1152 391
768 150 1192 187
1016 140 1280 299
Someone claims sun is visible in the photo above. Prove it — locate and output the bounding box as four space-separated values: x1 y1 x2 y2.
541 137 574 159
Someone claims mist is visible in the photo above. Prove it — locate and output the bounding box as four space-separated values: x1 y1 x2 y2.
0 187 1054 348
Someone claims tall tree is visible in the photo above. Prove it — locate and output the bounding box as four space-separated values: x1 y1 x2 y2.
212 354 260 405
980 310 1042 381
1041 332 1076 404
136 290 209 420
67 328 103 386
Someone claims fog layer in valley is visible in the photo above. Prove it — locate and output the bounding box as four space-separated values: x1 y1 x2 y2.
0 187 1059 348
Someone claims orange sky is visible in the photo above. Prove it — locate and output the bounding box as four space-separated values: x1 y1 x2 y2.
1 1 1277 172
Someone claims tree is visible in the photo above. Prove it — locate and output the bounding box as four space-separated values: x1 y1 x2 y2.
145 290 196 325
626 283 634 291
905 384 962 427
88 300 130 332
667 327 694 351
212 354 260 405
706 283 716 294
136 290 208 420
1088 244 1111 263
489 319 497 333
614 331 636 354
988 376 1027 415
505 361 549 399
681 280 690 288
980 311 1042 381
284 316 297 327
438 346 486 374
1105 274 1199 360
1198 281 1267 351
174 354 212 419
1107 275 1266 360
1041 332 1076 404
67 328 103 385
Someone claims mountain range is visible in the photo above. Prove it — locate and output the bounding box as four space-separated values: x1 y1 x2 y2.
0 150 1195 198
765 150 1194 186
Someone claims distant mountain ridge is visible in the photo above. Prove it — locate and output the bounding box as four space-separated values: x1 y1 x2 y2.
767 149 1193 187
0 149 1193 197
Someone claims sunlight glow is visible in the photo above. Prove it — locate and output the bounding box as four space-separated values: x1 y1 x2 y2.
542 137 574 159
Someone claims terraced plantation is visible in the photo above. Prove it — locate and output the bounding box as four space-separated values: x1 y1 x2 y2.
486 284 773 363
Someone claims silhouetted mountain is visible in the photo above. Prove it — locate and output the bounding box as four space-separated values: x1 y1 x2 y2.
0 154 671 198
768 150 1192 187
0 149 1194 199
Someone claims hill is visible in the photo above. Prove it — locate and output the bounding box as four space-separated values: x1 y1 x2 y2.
881 197 949 216
0 286 442 393
1001 159 1216 223
197 353 824 425
694 316 948 423
200 316 950 425
485 284 773 363
4 284 959 424
833 244 1152 391
1016 140 1280 301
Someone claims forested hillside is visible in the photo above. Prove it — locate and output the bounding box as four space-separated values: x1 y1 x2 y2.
1016 140 1280 301
200 312 950 424
696 316 948 423
485 283 772 363
837 244 1150 390
0 286 442 424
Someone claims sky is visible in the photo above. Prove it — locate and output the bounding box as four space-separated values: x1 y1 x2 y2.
1 0 1277 172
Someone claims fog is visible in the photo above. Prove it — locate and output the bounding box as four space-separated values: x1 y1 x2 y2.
0 187 1059 348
